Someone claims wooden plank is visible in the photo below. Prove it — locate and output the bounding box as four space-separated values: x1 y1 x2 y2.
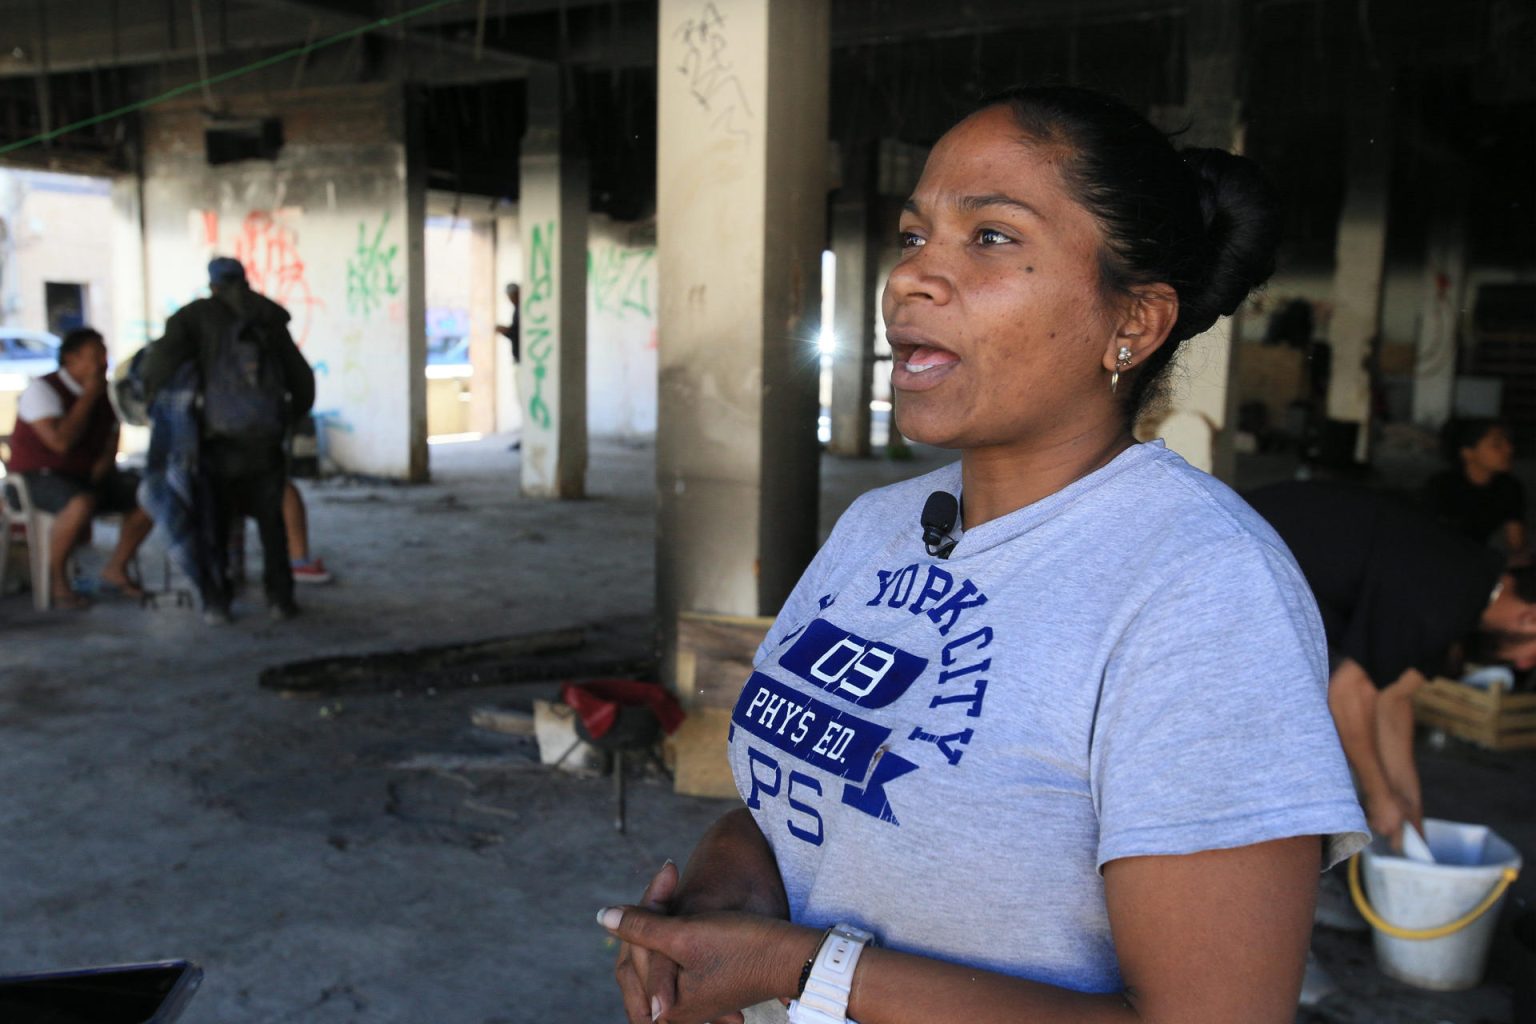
471 706 535 736
666 707 738 799
675 612 772 710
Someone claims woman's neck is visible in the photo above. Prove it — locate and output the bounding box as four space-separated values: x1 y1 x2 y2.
1463 462 1496 486
959 425 1136 529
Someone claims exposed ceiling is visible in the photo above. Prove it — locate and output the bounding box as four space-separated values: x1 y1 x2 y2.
0 0 1530 264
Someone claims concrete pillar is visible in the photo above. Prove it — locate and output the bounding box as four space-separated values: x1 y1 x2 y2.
518 66 588 498
467 218 498 436
405 94 431 483
1326 86 1393 462
1411 202 1468 430
656 0 829 644
1147 0 1245 478
828 143 879 458
109 176 151 452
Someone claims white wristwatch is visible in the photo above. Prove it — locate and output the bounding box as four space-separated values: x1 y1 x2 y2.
786 923 876 1024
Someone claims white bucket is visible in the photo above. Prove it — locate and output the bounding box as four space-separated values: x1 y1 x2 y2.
1358 818 1522 991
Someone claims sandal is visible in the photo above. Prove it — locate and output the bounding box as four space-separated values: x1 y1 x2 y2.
51 588 93 611
98 574 147 601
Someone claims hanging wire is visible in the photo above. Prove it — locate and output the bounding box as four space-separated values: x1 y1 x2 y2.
0 0 472 157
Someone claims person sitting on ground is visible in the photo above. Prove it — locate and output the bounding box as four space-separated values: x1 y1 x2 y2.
1247 481 1536 848
1422 418 1529 566
4 327 153 609
601 85 1366 1024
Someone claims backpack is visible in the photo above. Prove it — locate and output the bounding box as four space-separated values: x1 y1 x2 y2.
200 315 290 440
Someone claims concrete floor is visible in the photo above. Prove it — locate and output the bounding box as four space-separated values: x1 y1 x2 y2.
1 436 1529 1023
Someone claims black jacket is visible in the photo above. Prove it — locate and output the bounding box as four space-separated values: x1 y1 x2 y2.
141 287 316 420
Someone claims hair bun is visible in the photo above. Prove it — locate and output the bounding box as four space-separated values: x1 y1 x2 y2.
1177 148 1282 339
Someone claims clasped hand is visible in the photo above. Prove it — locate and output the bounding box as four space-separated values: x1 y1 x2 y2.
606 862 811 1024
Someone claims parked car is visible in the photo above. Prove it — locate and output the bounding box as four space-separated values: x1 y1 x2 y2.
0 327 62 388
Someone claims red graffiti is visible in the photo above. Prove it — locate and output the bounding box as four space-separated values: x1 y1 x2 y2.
231 210 324 345
201 210 219 247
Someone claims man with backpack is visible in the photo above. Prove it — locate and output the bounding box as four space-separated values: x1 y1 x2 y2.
141 257 315 623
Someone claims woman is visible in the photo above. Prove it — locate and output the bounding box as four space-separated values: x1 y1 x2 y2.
1423 418 1529 566
602 86 1367 1024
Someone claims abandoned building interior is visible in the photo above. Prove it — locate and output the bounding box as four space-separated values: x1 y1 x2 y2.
1 0 1534 1021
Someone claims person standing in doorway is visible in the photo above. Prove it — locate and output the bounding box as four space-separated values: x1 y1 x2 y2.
141 257 315 623
495 282 521 363
496 282 521 451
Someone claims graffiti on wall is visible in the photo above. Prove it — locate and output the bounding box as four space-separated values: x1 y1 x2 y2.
672 2 753 142
588 244 656 323
346 212 402 318
524 221 556 431
231 210 324 346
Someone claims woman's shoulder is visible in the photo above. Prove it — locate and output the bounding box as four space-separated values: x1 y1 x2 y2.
1088 446 1320 608
1124 443 1289 551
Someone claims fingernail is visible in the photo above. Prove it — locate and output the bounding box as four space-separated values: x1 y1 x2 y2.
663 858 675 868
596 906 623 929
651 995 662 1021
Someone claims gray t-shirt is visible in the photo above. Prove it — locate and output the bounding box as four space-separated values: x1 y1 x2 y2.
727 441 1367 995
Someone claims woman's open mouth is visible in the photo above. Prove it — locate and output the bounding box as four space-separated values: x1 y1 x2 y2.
891 339 960 391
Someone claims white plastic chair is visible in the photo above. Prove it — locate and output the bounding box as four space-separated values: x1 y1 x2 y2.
1 473 60 611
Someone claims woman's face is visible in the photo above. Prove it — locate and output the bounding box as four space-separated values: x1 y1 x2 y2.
882 105 1123 451
1464 426 1514 476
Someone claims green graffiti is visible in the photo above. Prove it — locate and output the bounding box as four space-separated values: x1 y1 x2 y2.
525 221 556 430
346 212 402 317
588 245 656 321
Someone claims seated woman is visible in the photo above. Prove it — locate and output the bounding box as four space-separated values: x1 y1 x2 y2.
602 86 1367 1024
1423 418 1529 566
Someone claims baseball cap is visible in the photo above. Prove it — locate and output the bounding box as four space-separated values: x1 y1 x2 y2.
208 257 247 286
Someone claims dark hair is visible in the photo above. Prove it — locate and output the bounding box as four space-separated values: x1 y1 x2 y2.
58 327 105 363
977 86 1282 414
1460 568 1536 667
1441 417 1506 461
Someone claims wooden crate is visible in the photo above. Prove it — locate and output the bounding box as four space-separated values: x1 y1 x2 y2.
667 612 774 798
1414 677 1536 751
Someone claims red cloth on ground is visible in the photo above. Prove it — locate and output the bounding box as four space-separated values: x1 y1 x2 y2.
560 679 686 741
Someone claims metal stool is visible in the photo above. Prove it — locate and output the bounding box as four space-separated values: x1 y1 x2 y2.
562 680 681 834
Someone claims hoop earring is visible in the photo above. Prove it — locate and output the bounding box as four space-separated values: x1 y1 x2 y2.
1110 346 1133 395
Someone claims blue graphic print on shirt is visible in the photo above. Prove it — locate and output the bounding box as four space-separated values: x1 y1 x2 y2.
730 560 993 838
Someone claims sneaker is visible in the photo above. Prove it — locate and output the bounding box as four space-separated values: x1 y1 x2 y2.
203 605 233 626
291 557 332 584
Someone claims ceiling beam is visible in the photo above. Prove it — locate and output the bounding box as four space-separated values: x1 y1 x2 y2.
0 0 544 81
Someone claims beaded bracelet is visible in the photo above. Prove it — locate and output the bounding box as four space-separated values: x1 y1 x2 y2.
796 926 836 996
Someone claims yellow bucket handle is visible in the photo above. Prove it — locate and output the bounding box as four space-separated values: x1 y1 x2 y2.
1348 853 1519 941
